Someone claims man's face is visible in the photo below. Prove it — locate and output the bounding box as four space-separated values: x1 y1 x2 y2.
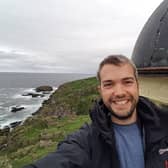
98 63 139 124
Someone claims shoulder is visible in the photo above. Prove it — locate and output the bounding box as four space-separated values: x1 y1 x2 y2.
139 96 168 135
58 123 93 151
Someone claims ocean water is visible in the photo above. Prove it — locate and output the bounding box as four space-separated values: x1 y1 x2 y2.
0 72 93 128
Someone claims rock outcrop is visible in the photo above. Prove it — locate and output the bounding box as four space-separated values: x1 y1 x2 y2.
22 92 44 98
35 86 53 92
11 106 25 113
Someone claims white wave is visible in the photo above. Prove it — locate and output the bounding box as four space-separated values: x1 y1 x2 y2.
12 93 24 99
0 112 7 117
13 93 34 100
0 87 57 129
23 88 36 93
0 106 10 111
11 88 35 99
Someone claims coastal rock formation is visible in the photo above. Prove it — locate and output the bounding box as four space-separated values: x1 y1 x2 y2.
10 121 22 128
11 106 25 113
22 92 44 98
35 86 53 92
0 77 99 168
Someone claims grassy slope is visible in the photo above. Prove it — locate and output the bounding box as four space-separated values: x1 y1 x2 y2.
0 77 98 168
36 77 99 116
0 115 90 168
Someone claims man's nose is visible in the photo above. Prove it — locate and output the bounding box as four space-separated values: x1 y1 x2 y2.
113 84 126 96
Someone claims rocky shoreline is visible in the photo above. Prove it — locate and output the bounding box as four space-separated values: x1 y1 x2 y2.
0 77 97 167
0 75 96 135
0 85 54 134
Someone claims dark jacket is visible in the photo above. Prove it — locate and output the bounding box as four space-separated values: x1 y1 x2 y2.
24 96 168 168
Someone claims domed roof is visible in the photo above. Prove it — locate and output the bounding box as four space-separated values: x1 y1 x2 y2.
132 0 168 72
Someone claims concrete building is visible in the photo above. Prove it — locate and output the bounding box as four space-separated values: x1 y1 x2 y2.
131 0 168 105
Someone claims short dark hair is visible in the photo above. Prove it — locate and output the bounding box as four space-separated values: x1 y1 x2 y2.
97 55 138 82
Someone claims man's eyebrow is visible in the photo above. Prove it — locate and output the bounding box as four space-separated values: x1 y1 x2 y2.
102 80 113 83
123 76 135 80
122 77 135 80
101 77 135 84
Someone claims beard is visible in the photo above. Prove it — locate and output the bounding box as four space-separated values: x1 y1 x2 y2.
108 95 138 120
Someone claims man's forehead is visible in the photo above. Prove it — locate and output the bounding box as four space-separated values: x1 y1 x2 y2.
100 63 135 81
100 63 134 74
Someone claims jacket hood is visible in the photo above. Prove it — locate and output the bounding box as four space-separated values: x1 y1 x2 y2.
90 96 165 148
89 99 114 147
137 96 165 147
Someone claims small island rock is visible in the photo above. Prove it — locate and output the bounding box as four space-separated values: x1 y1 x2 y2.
11 106 25 113
35 86 53 92
22 93 44 98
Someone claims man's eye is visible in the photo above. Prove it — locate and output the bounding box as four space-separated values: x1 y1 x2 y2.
124 80 134 85
103 83 112 87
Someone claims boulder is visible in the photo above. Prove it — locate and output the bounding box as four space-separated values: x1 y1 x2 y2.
10 121 22 128
35 86 53 92
22 93 44 98
11 106 25 113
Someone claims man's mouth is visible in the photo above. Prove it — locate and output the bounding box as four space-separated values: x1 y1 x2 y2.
112 99 129 105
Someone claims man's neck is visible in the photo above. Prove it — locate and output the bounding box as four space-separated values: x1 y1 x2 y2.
111 112 137 125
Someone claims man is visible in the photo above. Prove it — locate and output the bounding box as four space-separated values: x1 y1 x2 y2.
24 55 168 168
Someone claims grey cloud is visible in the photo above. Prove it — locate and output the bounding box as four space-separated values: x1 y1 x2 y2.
0 0 163 73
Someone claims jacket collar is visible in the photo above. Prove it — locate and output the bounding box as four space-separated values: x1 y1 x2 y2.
90 96 165 148
90 99 114 147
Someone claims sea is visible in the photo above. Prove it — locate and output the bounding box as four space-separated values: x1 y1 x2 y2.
0 72 93 128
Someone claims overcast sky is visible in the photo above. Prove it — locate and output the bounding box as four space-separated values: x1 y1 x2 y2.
0 0 163 74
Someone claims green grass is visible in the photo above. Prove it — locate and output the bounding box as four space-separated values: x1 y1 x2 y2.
0 115 90 168
37 77 99 116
